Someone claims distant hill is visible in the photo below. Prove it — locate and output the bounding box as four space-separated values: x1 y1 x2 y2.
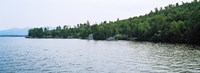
0 28 29 35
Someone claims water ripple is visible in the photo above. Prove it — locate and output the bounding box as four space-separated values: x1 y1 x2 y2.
0 38 200 73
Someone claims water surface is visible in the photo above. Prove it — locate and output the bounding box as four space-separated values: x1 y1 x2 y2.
0 37 200 73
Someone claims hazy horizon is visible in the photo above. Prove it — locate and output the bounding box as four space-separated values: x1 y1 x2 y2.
0 0 193 30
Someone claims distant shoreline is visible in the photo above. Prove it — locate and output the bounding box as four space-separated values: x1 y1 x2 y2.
0 35 27 37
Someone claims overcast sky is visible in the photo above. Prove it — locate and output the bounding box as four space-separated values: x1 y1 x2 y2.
0 0 193 30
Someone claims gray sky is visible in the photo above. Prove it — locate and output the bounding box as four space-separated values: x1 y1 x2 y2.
0 0 193 30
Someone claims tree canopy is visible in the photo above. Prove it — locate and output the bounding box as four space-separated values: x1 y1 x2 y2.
28 0 200 44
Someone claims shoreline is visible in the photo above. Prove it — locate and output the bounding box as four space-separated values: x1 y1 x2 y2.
25 37 200 46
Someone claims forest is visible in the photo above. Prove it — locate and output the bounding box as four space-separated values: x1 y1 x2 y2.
28 0 200 44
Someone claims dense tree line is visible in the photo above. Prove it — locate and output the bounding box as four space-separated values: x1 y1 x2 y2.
28 0 200 44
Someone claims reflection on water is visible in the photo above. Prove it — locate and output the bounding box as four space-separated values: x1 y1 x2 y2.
0 37 200 73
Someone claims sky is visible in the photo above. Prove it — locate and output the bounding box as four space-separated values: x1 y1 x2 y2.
0 0 193 30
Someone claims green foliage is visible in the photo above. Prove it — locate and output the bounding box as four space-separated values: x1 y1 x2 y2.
28 1 200 44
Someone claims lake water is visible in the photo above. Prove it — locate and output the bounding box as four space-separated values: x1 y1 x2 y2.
0 37 200 73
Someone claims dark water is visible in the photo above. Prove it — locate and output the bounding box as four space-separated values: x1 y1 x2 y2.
0 37 200 73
